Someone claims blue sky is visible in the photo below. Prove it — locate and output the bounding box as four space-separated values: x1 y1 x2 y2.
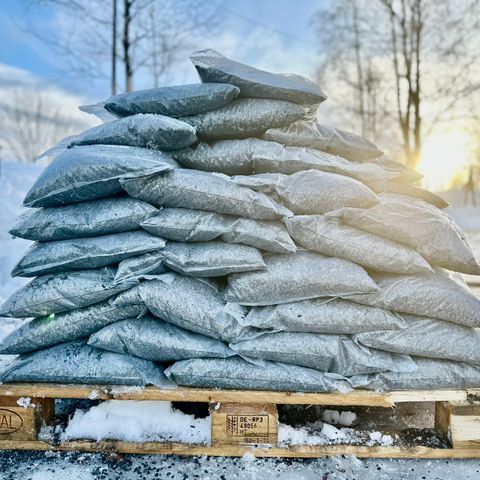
0 0 326 101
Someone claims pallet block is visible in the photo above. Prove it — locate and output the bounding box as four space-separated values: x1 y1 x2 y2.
436 401 480 449
210 402 278 446
0 396 54 441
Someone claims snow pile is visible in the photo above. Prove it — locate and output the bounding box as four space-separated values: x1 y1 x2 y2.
62 400 211 444
278 420 394 447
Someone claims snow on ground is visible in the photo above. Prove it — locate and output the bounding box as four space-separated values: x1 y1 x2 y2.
1 450 480 480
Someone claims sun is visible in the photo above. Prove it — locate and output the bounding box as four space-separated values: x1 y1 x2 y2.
418 131 472 192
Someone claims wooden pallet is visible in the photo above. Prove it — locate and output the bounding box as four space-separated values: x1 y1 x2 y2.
2 383 480 458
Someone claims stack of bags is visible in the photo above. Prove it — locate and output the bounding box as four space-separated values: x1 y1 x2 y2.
1 49 480 393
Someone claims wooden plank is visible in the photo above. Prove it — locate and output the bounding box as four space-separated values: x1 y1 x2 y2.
0 384 477 407
1 439 480 458
210 403 278 446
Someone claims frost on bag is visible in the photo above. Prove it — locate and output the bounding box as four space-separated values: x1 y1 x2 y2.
103 83 240 117
161 241 265 277
0 300 144 355
349 271 480 328
224 251 378 306
263 119 383 162
69 113 196 151
115 251 167 283
165 357 352 393
172 138 276 175
230 332 416 376
191 49 327 105
252 145 421 185
10 196 157 241
88 315 233 361
24 145 178 208
120 169 291 220
285 215 432 275
0 340 171 387
124 273 250 343
232 170 378 215
328 193 480 275
12 231 166 277
366 357 480 391
357 314 480 365
242 298 407 334
0 267 132 318
141 208 296 254
181 98 306 140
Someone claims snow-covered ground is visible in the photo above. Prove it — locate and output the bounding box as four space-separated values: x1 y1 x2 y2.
2 160 480 479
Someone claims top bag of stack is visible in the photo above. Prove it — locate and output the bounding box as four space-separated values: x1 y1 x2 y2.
103 83 240 118
190 49 327 105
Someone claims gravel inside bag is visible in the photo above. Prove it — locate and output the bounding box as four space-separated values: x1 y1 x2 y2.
104 83 240 117
88 315 233 361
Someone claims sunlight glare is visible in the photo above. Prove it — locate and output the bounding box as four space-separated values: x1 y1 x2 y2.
418 131 472 192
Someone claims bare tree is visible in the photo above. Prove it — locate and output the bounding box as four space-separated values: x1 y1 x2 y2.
25 0 222 95
313 0 480 168
0 90 84 162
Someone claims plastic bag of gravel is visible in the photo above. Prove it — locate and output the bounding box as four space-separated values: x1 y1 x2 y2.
366 357 480 391
24 145 178 208
230 332 416 376
88 315 233 361
172 138 274 175
10 196 157 241
0 300 144 355
68 113 196 151
114 273 250 343
252 145 421 184
242 298 408 334
161 241 265 277
263 119 382 161
0 340 173 387
120 169 291 220
181 98 306 140
0 267 133 318
165 357 354 392
285 215 432 275
232 170 378 215
357 314 480 365
141 208 296 253
191 49 327 105
102 83 240 117
368 180 449 209
348 270 480 328
328 193 480 275
12 231 166 277
115 251 167 283
224 251 378 306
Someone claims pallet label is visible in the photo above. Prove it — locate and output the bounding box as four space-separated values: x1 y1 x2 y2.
0 409 23 434
227 414 270 438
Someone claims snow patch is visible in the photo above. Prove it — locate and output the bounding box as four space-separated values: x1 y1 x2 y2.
322 409 356 426
62 400 211 444
16 397 34 409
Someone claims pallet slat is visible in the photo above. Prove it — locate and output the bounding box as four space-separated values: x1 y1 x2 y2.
0 384 476 406
2 439 480 459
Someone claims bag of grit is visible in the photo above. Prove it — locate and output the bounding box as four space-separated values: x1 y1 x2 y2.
3 47 480 394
